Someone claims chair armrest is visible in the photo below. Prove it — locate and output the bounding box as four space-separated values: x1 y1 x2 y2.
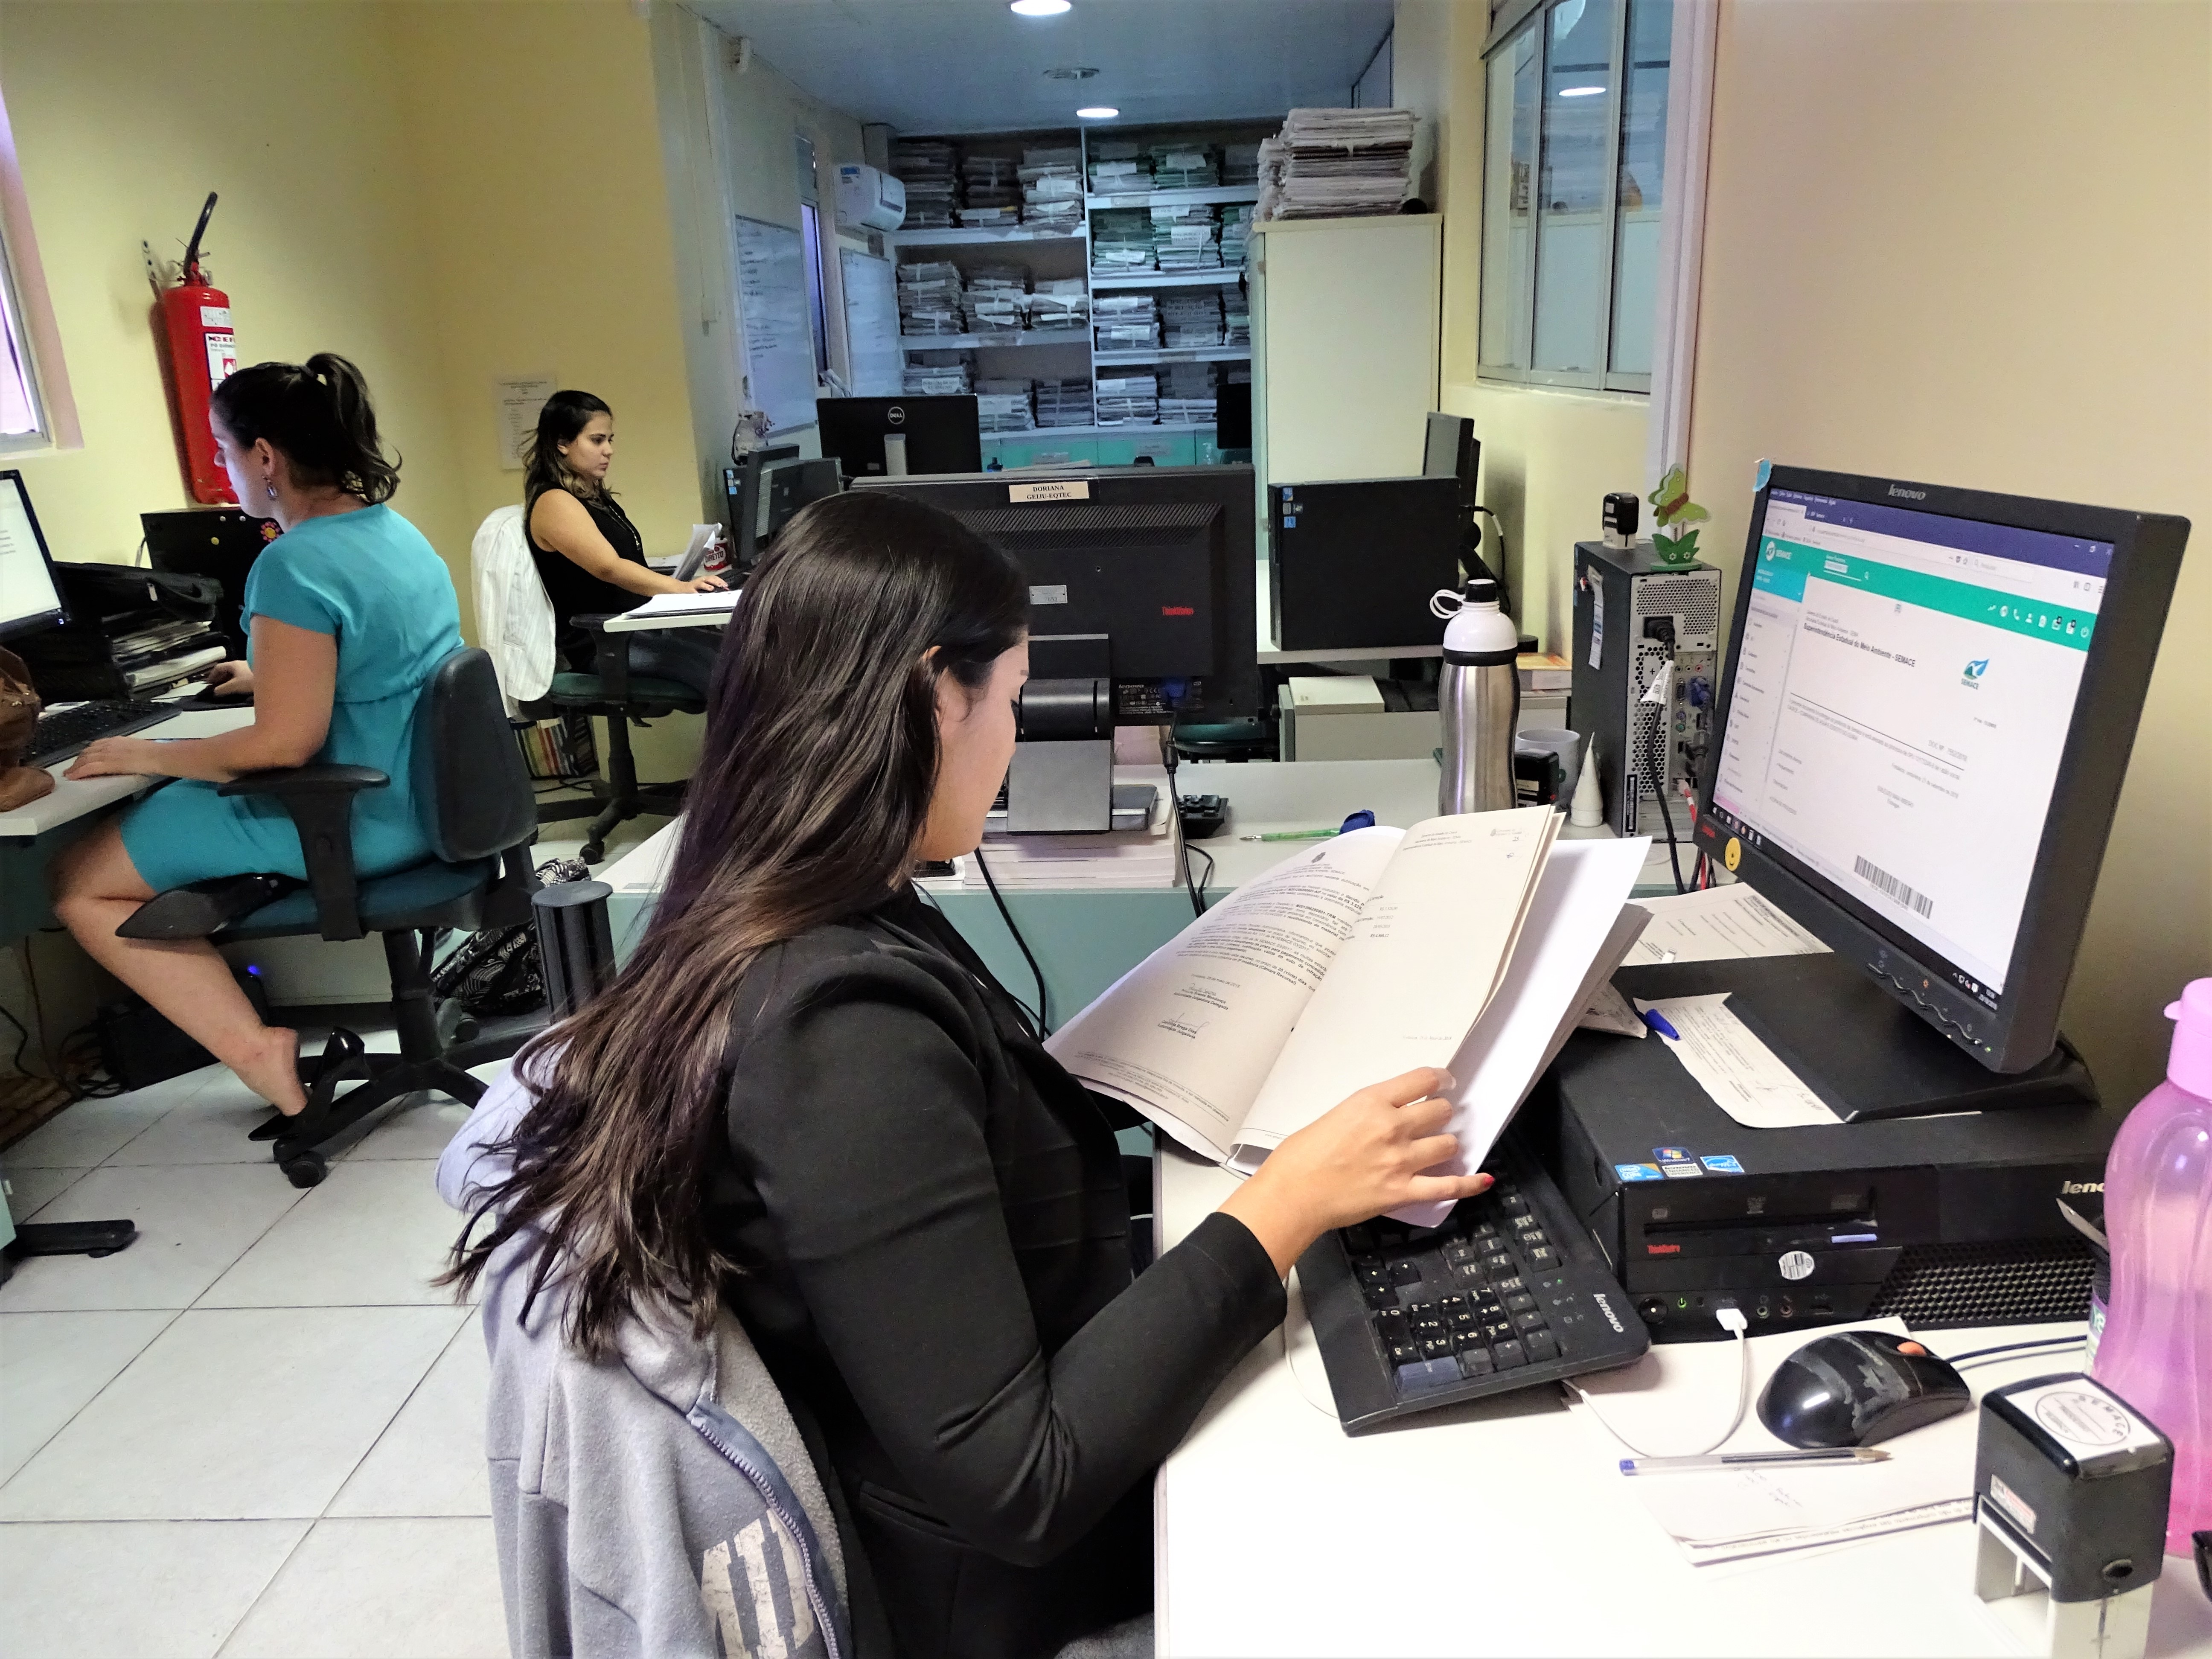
218 765 391 941
575 614 635 703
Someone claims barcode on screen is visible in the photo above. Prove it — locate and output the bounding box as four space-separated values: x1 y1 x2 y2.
1854 856 1934 917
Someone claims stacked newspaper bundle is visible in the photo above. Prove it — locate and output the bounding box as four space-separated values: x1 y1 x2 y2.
897 262 966 336
1019 145 1084 232
957 771 1179 891
1094 293 1160 351
963 265 1029 335
1222 141 1263 186
1025 277 1091 332
1150 142 1219 189
961 154 1019 208
902 351 973 396
1095 372 1159 424
1158 361 1218 424
1087 140 1150 193
1161 290 1224 348
1034 377 1094 428
957 204 1022 230
1223 288 1251 346
1089 208 1154 272
1256 108 1416 221
891 139 959 228
1152 204 1221 271
1219 203 1254 268
975 378 1036 433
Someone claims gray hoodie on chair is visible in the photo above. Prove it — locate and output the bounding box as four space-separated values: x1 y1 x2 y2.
440 1064 848 1659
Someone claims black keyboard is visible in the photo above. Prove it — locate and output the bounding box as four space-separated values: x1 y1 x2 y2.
26 700 170 767
1298 1136 1650 1432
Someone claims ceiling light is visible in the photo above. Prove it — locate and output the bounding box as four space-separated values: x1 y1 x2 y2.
1010 0 1071 15
1076 106 1120 120
1043 65 1100 81
1557 84 1605 97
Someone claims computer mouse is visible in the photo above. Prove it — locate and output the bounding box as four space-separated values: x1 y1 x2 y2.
1756 1329 1972 1449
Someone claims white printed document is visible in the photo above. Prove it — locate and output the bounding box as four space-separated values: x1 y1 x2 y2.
624 588 741 623
1625 884 1829 965
1633 992 1840 1128
1045 811 1652 1212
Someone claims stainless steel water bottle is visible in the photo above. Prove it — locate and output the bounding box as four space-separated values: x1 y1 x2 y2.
1437 577 1520 816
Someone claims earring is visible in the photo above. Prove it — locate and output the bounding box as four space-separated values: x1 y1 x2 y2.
265 484 279 500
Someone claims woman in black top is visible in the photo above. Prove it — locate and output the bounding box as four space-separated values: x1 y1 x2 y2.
523 389 725 697
450 493 1489 1659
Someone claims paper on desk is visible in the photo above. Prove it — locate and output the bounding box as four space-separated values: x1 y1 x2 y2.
1635 992 1840 1128
1625 884 1830 966
626 588 741 621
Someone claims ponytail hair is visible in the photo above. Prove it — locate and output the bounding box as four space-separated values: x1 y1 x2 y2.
211 353 400 504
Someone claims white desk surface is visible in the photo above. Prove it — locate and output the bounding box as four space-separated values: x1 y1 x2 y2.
1152 1147 2212 1659
0 705 256 839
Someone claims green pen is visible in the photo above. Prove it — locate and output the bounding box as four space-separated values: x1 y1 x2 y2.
1239 827 1343 842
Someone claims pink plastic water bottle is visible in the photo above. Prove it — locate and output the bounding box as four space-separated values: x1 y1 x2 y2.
2091 978 2212 1557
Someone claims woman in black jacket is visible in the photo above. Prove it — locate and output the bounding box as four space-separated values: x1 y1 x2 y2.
450 492 1489 1658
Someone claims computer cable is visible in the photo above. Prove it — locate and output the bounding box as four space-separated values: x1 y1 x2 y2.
1645 768 1690 895
970 844 1051 1035
1159 730 1208 918
1566 1305 1752 1456
1939 1336 2086 1373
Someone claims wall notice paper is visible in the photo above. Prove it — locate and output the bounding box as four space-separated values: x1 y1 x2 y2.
495 373 556 471
1633 992 1840 1127
1566 1318 1984 1566
1626 883 1831 966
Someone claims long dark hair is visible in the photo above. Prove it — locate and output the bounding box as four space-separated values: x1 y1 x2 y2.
211 353 399 503
521 389 614 521
445 490 1028 1354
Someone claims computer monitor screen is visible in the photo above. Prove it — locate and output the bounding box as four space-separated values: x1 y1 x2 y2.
1215 381 1253 452
0 471 64 642
727 451 839 571
817 396 981 480
1422 412 1478 508
1696 465 2188 1071
851 465 1260 722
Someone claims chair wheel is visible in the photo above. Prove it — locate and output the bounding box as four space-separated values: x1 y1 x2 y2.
279 1151 328 1188
581 843 605 865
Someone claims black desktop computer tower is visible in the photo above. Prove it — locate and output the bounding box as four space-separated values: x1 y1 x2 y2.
1270 476 1461 652
1570 541 1723 839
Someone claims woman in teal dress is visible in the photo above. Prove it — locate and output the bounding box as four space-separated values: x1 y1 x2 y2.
52 354 462 1120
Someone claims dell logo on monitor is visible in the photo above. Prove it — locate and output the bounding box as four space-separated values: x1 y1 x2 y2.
1887 485 1928 500
887 405 907 426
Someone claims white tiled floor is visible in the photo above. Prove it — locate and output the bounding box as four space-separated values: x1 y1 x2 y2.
0 1059 507 1658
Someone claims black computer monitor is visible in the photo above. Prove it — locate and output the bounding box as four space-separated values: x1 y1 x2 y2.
0 470 66 643
851 464 1260 723
143 506 269 655
817 396 981 480
1215 381 1253 452
1695 464 2189 1073
1423 412 1479 510
725 450 840 572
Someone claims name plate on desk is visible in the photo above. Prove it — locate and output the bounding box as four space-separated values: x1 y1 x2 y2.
1009 480 1091 504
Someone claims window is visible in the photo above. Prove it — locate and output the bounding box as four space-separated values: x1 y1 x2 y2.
0 88 73 452
794 134 831 380
1479 0 1671 392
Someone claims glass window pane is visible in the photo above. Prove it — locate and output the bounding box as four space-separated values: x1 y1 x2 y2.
1531 0 1616 374
1479 25 1540 371
0 233 39 437
799 201 830 375
1609 0 1671 376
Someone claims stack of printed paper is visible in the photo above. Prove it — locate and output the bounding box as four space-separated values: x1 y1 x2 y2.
1019 146 1084 231
1257 108 1415 220
975 378 1035 433
1024 279 1091 333
1034 377 1094 428
1158 361 1217 423
1152 204 1221 271
891 139 958 228
1090 208 1155 272
896 262 964 336
1094 293 1159 351
1094 373 1159 424
1161 291 1224 349
902 350 972 396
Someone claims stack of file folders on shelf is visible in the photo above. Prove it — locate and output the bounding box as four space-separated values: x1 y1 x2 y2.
975 378 1035 433
1094 373 1159 425
1019 146 1084 232
1025 278 1090 332
1153 204 1221 271
1257 108 1416 220
1088 141 1150 193
1094 293 1159 351
1219 204 1254 268
1089 208 1154 272
1161 291 1224 349
891 139 958 228
1222 142 1263 186
963 266 1028 335
1158 361 1218 424
902 351 973 396
960 154 1019 211
1149 143 1220 189
1223 293 1251 346
896 262 966 336
1034 377 1094 428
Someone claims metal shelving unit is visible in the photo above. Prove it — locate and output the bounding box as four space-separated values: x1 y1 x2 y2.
1094 346 1251 367
1088 269 1244 290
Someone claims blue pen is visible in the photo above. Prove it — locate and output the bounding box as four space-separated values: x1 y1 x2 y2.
1640 1008 1681 1041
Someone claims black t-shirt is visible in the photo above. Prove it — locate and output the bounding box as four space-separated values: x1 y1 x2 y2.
528 489 646 670
703 888 1284 1659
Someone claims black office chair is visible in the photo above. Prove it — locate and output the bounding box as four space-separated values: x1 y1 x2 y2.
525 616 705 864
118 647 541 1187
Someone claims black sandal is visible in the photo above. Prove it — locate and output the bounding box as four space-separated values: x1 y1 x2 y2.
247 1029 371 1142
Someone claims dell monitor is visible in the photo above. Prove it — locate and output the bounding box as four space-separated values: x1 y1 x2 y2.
818 396 981 480
0 471 65 643
1696 465 2188 1074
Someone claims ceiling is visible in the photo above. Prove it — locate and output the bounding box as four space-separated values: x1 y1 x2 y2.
691 0 1399 135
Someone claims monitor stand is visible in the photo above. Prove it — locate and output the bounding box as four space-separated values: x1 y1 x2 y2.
1609 952 2096 1122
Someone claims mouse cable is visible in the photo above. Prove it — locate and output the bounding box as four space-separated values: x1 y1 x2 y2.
1566 1306 1752 1458
970 845 1050 1036
1944 1336 2085 1371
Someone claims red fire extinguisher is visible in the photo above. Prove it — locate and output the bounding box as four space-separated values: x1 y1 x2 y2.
157 193 239 504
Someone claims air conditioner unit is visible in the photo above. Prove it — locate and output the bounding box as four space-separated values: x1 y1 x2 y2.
835 164 905 232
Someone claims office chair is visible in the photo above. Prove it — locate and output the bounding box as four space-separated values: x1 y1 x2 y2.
118 647 541 1188
524 615 706 864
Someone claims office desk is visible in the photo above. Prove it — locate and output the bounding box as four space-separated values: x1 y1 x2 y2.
1152 1146 2212 1659
0 705 256 944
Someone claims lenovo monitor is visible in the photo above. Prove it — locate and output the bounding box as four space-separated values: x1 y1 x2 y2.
1696 465 2188 1073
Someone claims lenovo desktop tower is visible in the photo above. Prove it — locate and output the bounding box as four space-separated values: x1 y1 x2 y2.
1570 541 1723 840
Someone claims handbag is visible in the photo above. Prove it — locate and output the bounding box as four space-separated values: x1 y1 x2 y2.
0 645 54 812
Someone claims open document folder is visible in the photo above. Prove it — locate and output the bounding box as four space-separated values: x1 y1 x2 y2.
1044 809 1651 1225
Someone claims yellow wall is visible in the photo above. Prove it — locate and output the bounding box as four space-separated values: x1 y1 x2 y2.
1686 0 2210 1103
